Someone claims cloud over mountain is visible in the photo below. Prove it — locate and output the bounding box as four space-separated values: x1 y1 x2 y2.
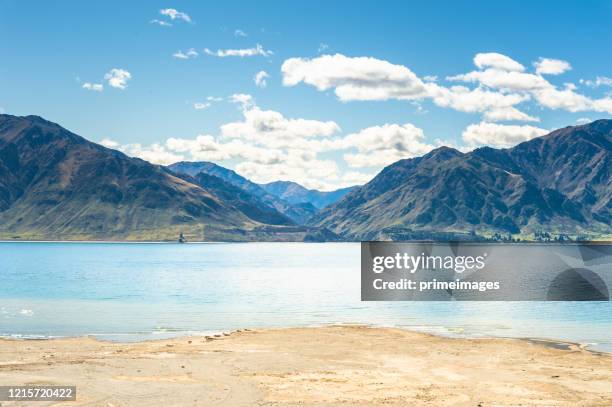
462 122 548 148
281 52 612 121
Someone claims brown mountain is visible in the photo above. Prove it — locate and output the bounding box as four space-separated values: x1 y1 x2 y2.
0 114 318 241
310 120 612 240
1 114 609 241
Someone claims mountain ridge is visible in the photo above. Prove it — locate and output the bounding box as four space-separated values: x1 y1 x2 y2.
0 114 330 241
0 114 609 241
310 120 612 240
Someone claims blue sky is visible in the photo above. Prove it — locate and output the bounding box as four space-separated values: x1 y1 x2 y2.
1 0 611 189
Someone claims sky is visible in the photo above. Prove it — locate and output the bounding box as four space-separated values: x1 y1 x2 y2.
1 0 611 190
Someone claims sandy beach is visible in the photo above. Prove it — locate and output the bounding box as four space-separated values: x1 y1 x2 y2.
0 325 611 406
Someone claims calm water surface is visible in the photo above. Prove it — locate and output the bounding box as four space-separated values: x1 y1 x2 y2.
1 242 611 351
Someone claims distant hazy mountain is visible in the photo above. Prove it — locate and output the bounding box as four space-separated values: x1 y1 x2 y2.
0 115 326 241
168 161 318 224
311 120 612 240
260 181 356 209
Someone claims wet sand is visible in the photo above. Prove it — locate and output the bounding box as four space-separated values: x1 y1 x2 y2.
0 325 611 406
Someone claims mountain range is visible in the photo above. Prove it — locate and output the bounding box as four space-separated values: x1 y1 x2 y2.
0 114 610 241
312 120 611 240
0 114 339 241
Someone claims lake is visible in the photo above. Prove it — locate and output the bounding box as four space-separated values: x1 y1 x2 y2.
1 242 611 352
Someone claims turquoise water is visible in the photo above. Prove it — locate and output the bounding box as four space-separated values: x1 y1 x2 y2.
1 242 611 351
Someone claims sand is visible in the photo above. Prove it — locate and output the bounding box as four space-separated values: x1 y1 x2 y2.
0 326 611 406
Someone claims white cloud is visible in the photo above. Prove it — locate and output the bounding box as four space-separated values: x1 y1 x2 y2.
281 54 532 116
100 138 119 148
534 58 571 75
159 8 191 23
229 93 254 110
150 19 172 27
193 102 211 110
173 102 341 155
100 137 184 165
591 97 612 113
451 53 612 115
482 107 539 122
473 52 525 72
161 105 434 187
82 82 104 92
281 51 612 118
104 68 131 90
425 83 529 113
95 93 565 190
340 171 374 186
192 96 223 111
532 85 592 112
581 76 612 88
164 134 369 190
167 135 283 164
100 138 184 165
565 82 577 91
576 117 591 125
254 70 269 88
134 144 186 165
220 106 340 146
101 99 378 189
173 48 198 59
282 54 428 102
341 123 436 168
234 29 247 37
318 43 329 53
234 153 346 190
462 122 548 148
447 69 549 91
204 44 273 58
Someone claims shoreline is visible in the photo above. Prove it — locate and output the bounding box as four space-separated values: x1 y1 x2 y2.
1 239 612 244
1 325 610 406
1 324 609 355
0 240 360 244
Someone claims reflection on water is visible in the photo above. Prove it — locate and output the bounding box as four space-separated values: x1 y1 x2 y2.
0 242 610 351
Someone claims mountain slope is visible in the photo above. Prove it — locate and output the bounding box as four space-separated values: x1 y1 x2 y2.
260 181 356 209
177 172 294 226
0 115 305 240
168 161 318 224
311 120 612 240
501 120 611 224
